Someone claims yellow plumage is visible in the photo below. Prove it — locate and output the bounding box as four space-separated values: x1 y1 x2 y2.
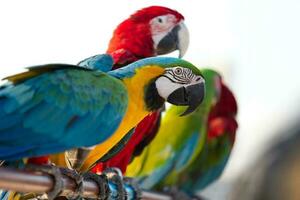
51 65 165 171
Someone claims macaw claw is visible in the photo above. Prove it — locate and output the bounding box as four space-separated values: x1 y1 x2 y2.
103 168 126 200
59 168 83 199
83 171 109 200
26 164 63 200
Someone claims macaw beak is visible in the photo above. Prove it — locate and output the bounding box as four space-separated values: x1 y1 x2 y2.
156 21 190 58
167 82 205 116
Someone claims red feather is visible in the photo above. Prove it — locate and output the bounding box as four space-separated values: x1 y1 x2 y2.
28 6 184 170
27 156 50 165
107 6 184 65
91 6 185 174
208 82 238 144
92 112 161 173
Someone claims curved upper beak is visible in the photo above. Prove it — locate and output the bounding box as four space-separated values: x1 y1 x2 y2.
167 81 205 116
156 21 190 58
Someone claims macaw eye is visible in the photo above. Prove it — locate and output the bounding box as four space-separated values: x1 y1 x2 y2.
174 67 183 75
158 18 163 23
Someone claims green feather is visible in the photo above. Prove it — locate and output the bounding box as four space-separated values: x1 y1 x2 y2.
126 69 221 188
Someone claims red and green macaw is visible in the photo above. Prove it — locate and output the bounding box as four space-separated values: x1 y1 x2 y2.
126 69 238 195
107 6 189 67
176 79 237 193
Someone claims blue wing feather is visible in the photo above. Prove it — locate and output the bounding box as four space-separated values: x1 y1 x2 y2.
78 54 114 72
174 131 200 171
0 65 128 160
139 154 176 189
137 131 201 189
191 156 229 191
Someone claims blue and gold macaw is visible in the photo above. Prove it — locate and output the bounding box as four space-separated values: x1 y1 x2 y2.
126 69 238 195
0 57 205 164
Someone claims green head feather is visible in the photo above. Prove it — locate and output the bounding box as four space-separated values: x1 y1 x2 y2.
108 57 202 79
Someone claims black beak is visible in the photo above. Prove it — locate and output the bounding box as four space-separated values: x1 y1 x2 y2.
156 22 189 58
167 82 205 116
156 25 180 55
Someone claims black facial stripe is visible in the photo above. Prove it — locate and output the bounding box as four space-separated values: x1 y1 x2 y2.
162 75 178 83
165 69 175 76
169 71 190 83
182 70 188 79
165 68 197 84
184 69 195 79
163 75 190 84
172 76 190 84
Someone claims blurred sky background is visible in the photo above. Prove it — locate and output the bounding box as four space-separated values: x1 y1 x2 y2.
0 0 299 199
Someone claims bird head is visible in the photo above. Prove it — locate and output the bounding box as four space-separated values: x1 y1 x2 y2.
107 6 189 65
109 57 205 116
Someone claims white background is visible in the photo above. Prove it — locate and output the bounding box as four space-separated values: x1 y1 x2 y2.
1 0 300 199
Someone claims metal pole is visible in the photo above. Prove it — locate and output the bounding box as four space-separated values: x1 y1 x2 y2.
0 167 171 200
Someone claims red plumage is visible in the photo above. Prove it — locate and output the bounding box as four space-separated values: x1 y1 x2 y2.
92 112 161 173
92 6 184 174
27 156 50 165
107 6 184 67
27 6 185 173
208 82 238 144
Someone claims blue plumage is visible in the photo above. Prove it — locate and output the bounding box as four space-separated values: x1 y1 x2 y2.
0 64 128 160
139 155 176 189
188 156 230 192
137 132 201 189
0 190 9 200
77 54 114 72
0 56 194 161
174 131 200 171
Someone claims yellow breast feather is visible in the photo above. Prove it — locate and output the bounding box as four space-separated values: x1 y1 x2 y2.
51 65 164 171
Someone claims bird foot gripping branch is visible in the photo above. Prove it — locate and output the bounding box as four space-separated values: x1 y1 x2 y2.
25 164 65 200
102 168 142 200
24 164 96 200
0 165 141 200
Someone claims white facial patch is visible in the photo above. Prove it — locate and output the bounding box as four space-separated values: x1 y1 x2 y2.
155 76 184 100
155 67 205 100
150 14 177 49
